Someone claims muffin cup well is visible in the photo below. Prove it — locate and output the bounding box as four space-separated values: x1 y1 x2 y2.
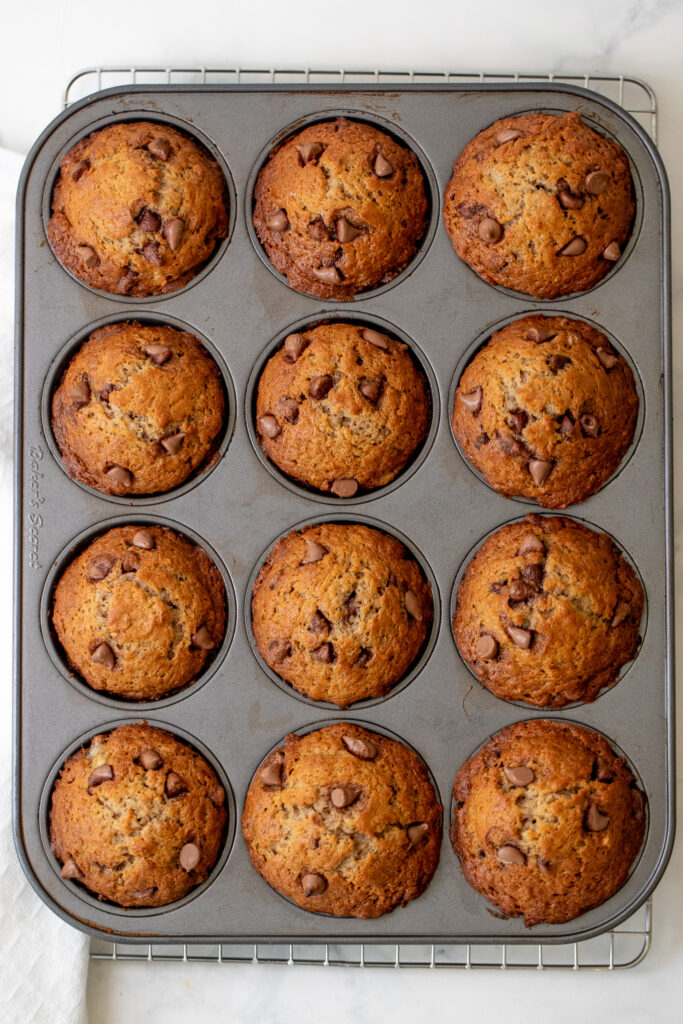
41 312 237 506
40 515 237 710
245 513 441 710
39 718 236 918
245 311 439 505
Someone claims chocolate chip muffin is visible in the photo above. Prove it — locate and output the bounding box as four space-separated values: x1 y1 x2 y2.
242 723 442 918
51 322 226 497
47 121 229 296
52 525 226 700
451 719 646 926
452 314 638 508
252 117 428 300
453 514 643 707
50 722 227 908
443 112 635 299
255 322 430 496
251 523 433 707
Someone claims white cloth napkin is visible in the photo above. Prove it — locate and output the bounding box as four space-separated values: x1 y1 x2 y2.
0 147 89 1024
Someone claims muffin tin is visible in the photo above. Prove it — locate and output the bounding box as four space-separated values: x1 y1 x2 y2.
14 81 673 945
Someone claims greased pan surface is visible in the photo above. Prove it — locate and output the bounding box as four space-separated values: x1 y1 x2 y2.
14 82 674 944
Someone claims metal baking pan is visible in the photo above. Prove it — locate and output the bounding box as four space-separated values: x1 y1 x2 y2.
13 80 674 945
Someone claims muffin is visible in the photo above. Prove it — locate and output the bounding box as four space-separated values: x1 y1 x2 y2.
255 322 430 496
443 111 635 299
251 523 433 706
242 723 441 918
52 525 226 700
453 514 643 707
50 722 227 908
452 314 638 508
51 322 226 496
47 121 229 296
450 719 646 926
252 117 428 300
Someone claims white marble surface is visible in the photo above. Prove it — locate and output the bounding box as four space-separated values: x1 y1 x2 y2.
4 1 683 1020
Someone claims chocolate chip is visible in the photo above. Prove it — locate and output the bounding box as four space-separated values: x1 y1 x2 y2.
336 215 362 242
296 142 323 164
87 554 115 582
138 208 161 232
302 537 328 564
547 354 570 374
521 564 543 588
558 189 585 210
331 786 358 809
478 217 502 244
560 414 576 436
528 459 552 485
165 772 187 797
142 242 162 264
71 160 89 181
342 735 378 760
357 648 372 667
359 378 382 403
160 431 186 455
258 414 281 438
88 764 113 791
345 593 360 621
475 635 498 660
526 326 557 344
91 643 115 669
596 347 618 370
301 872 327 896
331 478 358 498
496 129 521 145
497 844 526 865
267 209 289 232
309 374 333 399
611 602 631 627
459 386 482 412
131 887 157 900
260 755 284 787
407 823 429 845
148 137 171 161
209 787 225 806
507 410 528 433
508 579 536 602
373 151 394 177
143 343 171 365
179 843 200 871
585 804 610 831
106 465 132 487
267 640 292 663
69 379 91 407
558 236 587 257
518 534 545 556
585 170 610 194
308 218 328 241
132 529 154 550
404 589 422 621
61 858 84 881
139 748 163 770
311 642 333 663
76 244 99 269
284 333 307 362
277 397 299 423
311 266 342 285
117 267 138 292
163 218 185 251
122 551 140 573
507 626 532 649
360 328 391 351
310 611 330 634
603 241 621 261
504 766 535 787
580 414 599 437
191 625 214 650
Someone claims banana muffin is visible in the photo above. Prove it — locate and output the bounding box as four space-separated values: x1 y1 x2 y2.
255 322 431 496
453 514 643 707
242 723 442 918
52 321 226 497
50 722 227 908
52 525 226 700
252 117 428 300
47 121 229 296
251 522 433 707
452 314 638 508
450 719 646 926
443 111 635 299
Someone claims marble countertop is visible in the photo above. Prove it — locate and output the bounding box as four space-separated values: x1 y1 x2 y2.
4 1 682 1020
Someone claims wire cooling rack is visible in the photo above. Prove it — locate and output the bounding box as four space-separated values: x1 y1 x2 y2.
67 66 655 971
